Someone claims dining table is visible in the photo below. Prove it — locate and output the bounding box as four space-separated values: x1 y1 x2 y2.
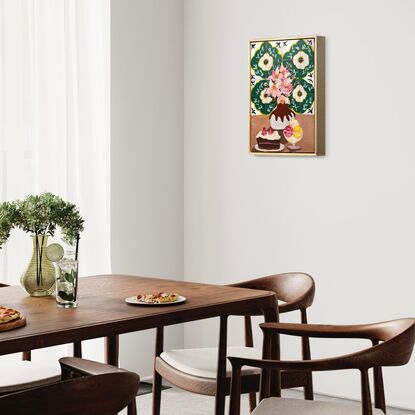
0 274 279 415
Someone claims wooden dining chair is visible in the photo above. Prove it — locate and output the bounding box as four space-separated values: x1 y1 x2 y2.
0 357 140 415
228 318 415 415
0 282 82 394
154 272 315 414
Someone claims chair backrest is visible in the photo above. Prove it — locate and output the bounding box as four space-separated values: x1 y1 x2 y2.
356 318 415 368
232 272 315 313
0 371 139 415
230 273 315 360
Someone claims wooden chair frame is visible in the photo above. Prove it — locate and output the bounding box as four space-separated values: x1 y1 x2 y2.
0 357 139 415
153 272 315 415
228 318 415 415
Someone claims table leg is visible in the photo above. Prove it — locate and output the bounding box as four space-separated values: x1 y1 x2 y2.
105 335 119 367
73 342 82 358
215 315 228 415
152 326 164 415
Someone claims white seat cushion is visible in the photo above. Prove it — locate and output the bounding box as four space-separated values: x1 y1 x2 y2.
160 346 262 378
252 397 384 415
0 360 61 393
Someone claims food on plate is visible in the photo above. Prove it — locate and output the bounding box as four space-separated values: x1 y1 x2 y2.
0 306 22 324
136 292 179 304
256 127 281 151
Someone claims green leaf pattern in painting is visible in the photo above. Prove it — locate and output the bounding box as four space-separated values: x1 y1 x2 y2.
250 42 282 79
290 78 315 113
283 39 315 78
251 79 277 115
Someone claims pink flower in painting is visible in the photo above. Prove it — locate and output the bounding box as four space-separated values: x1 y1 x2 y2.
266 81 282 98
269 69 281 83
279 65 291 79
267 65 293 101
280 81 293 96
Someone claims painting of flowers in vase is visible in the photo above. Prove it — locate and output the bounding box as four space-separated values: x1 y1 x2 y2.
250 36 325 155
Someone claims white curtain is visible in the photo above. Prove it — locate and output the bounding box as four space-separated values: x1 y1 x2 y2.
0 0 110 363
0 0 111 283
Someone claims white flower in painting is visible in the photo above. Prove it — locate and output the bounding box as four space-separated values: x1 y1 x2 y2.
260 89 273 104
258 53 274 71
293 51 309 70
293 85 307 103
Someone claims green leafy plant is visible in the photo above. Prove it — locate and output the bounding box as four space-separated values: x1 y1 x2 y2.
0 193 84 285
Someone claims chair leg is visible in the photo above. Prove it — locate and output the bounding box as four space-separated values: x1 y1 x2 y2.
371 340 386 413
215 316 228 415
262 306 280 399
61 366 72 381
361 369 373 415
304 372 314 400
245 316 257 411
127 398 137 415
152 327 164 415
248 392 257 412
301 309 314 400
373 366 386 413
152 371 162 415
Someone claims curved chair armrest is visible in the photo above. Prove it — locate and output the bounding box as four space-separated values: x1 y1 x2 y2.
228 347 375 372
260 322 389 341
59 357 132 377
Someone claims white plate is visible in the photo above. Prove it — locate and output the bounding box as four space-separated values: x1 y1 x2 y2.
254 143 285 153
125 295 186 306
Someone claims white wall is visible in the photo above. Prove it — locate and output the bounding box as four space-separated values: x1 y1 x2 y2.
111 0 184 377
183 0 415 409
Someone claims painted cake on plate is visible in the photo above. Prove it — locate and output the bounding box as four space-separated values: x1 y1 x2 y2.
256 127 281 151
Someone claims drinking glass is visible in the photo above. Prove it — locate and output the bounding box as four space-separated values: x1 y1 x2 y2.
55 252 78 308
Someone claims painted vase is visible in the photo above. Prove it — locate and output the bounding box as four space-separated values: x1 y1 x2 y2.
269 103 295 130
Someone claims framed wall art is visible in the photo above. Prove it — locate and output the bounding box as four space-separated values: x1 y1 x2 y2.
249 36 325 156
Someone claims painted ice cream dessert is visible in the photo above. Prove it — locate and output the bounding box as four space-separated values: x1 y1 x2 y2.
256 127 281 151
284 118 303 150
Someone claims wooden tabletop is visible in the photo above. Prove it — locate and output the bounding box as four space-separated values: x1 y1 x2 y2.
0 275 277 356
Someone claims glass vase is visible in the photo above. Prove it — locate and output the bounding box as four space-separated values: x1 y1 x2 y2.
20 235 56 297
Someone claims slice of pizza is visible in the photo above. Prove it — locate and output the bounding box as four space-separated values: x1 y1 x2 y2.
136 292 179 304
0 306 21 324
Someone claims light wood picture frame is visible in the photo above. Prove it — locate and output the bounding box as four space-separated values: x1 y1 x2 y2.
249 36 325 156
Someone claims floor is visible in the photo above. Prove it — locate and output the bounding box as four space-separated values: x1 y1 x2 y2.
122 387 415 415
